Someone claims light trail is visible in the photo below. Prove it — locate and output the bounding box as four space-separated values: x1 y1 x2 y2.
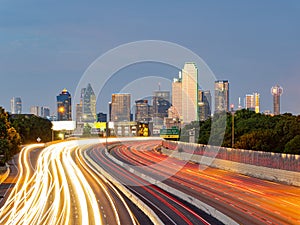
0 139 139 225
111 140 300 225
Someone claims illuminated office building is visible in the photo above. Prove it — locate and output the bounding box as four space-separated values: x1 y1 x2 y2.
57 88 72 121
271 85 283 115
111 93 131 122
182 63 198 123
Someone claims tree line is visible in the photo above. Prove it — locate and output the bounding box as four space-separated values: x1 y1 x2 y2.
181 109 300 154
0 107 52 165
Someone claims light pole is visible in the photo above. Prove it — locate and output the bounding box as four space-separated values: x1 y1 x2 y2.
230 104 234 148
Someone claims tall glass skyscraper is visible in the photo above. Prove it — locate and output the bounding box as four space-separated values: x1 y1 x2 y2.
57 88 72 121
10 97 22 114
214 80 229 113
82 83 96 122
182 63 198 123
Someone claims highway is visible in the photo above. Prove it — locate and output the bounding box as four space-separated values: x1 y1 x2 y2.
86 140 222 225
107 140 300 225
2 138 299 225
0 140 146 225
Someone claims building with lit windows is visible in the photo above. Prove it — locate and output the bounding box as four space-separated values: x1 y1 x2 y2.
171 73 182 120
214 80 229 113
245 93 260 113
135 99 151 122
182 63 198 123
10 97 22 114
271 85 283 115
57 88 72 121
111 93 131 122
82 83 96 122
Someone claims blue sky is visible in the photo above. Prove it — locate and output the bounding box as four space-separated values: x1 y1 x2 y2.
0 0 300 115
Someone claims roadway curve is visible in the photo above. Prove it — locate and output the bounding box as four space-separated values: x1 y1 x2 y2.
86 141 222 225
0 140 147 225
107 139 300 225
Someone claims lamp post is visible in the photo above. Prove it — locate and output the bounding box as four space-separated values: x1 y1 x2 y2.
230 104 235 148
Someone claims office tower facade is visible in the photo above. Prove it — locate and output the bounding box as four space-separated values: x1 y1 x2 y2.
182 63 198 123
57 88 72 121
10 97 22 114
246 93 260 113
81 83 96 122
171 73 182 119
198 90 211 121
214 80 229 113
40 106 50 118
30 106 39 116
271 85 283 115
254 93 260 113
245 94 255 111
111 93 131 122
152 91 171 120
135 99 151 122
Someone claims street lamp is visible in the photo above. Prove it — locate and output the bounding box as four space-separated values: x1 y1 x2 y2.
230 104 235 148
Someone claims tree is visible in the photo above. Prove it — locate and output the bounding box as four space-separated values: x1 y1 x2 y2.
0 107 21 164
284 135 300 154
10 114 52 144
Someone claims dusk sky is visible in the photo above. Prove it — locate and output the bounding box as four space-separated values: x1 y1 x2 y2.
1 0 300 115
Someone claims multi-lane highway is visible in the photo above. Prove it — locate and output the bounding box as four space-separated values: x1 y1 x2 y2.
1 138 300 225
0 140 147 225
107 140 300 225
86 142 220 225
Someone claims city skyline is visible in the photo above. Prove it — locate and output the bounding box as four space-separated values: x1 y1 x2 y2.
1 1 300 115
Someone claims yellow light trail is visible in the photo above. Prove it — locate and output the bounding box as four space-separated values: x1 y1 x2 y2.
0 139 138 225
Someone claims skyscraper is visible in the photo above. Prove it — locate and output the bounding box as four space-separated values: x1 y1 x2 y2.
171 73 182 119
245 93 260 113
181 63 198 123
271 85 283 115
214 80 229 113
82 83 96 122
111 93 131 122
40 106 50 118
198 90 211 121
135 99 151 122
57 88 72 121
10 97 22 114
30 106 39 116
245 94 255 111
152 90 171 120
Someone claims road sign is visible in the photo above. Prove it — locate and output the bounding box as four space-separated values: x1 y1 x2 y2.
160 128 180 139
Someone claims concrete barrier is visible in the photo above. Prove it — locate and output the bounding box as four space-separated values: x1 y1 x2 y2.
104 149 238 225
161 148 300 187
81 149 164 225
0 163 10 184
